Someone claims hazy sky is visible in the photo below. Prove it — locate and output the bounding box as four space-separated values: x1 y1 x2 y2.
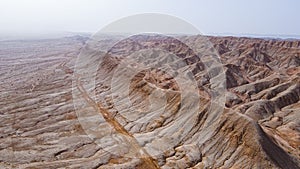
0 0 299 36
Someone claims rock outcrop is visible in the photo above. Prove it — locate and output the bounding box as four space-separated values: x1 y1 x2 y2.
0 35 299 169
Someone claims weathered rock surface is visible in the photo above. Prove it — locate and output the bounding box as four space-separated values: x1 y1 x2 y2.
0 35 299 169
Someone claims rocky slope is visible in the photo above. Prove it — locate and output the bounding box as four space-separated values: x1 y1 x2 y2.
0 35 299 169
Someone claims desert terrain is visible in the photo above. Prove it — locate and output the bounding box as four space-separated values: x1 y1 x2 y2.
0 34 299 169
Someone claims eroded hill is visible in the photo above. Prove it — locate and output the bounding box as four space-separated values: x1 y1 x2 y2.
0 35 299 169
